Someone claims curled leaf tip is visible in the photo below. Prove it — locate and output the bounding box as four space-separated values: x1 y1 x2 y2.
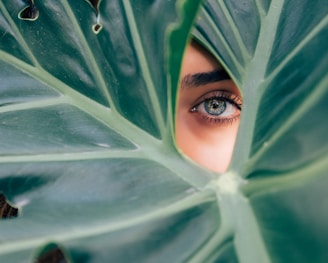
18 0 39 21
35 244 69 263
85 0 101 14
0 193 19 219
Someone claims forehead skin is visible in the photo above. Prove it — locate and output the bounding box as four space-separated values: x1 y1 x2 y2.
180 41 222 76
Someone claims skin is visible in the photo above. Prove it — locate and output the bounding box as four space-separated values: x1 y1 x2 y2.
176 41 242 173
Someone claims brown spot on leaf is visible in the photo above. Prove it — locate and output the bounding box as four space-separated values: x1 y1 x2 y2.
93 23 103 34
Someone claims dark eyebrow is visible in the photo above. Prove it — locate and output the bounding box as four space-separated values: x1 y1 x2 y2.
180 69 231 89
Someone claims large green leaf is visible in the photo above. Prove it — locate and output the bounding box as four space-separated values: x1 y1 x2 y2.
194 0 328 262
0 0 327 263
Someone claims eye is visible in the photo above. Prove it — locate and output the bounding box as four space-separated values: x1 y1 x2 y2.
193 97 238 117
190 90 242 124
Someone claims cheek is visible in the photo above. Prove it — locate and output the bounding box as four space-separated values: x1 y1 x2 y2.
176 113 239 172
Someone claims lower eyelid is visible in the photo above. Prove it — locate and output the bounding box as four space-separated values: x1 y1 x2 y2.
200 114 241 126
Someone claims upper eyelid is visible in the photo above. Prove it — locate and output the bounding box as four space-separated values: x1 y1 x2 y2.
193 98 241 113
192 90 242 108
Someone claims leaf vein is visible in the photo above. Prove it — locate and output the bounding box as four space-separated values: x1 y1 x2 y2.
121 0 166 136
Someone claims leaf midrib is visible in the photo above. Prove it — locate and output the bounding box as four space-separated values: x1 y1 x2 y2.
0 52 209 188
231 0 285 171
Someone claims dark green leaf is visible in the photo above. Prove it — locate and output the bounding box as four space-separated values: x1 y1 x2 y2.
194 0 328 262
1 0 327 262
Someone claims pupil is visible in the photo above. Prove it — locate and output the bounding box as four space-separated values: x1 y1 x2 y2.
205 99 226 115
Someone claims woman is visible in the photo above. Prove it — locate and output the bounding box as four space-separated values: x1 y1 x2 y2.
176 40 242 173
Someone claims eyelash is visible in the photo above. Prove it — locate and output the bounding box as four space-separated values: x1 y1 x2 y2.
190 90 242 125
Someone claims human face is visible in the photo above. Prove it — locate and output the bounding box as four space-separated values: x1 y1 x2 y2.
176 41 242 173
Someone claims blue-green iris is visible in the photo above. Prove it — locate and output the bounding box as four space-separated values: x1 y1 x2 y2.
204 99 226 116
